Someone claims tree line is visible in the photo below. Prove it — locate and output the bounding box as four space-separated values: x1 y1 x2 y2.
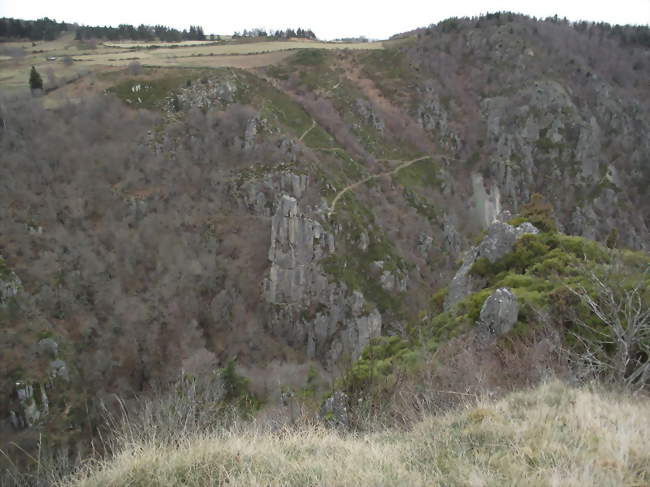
429 12 650 49
232 27 316 40
0 17 67 41
75 24 206 42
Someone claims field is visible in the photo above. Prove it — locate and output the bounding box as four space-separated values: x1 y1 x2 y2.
0 33 383 95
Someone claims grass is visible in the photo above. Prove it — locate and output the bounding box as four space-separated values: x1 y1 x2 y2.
107 69 212 109
59 380 650 487
393 158 441 189
0 36 383 94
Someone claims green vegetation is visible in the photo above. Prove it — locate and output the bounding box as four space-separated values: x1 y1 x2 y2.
289 48 326 66
321 193 409 315
0 256 12 279
360 49 416 99
394 158 441 189
221 359 262 414
108 69 210 109
341 335 419 393
509 192 558 232
29 66 43 91
344 227 647 397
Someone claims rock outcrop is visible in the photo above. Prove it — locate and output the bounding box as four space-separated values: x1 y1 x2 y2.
0 256 21 307
10 381 48 430
445 220 539 311
263 193 381 365
477 287 519 337
265 194 334 305
320 391 349 428
481 79 650 249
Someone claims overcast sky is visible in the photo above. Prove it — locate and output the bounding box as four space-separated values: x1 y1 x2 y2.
1 0 649 40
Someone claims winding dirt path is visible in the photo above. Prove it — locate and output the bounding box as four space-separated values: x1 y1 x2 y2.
327 155 431 217
299 119 316 141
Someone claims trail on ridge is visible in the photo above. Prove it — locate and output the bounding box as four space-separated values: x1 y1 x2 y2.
328 155 431 217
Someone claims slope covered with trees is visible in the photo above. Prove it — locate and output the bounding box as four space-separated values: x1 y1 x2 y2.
0 12 649 485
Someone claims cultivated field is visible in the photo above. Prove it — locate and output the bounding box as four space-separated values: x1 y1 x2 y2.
0 34 383 95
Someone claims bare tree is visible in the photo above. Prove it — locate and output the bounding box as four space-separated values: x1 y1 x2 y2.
568 268 649 391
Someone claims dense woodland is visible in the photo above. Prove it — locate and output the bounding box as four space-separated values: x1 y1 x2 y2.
0 17 67 41
0 11 649 486
74 24 206 42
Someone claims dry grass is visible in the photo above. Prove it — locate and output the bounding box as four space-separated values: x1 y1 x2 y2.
59 381 650 487
0 37 383 94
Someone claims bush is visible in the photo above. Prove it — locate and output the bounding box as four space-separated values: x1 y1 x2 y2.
29 66 43 92
510 193 557 232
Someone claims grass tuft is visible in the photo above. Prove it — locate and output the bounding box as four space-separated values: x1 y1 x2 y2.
60 381 650 487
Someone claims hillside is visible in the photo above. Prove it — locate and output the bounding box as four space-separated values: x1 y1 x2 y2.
59 381 650 487
1 12 649 483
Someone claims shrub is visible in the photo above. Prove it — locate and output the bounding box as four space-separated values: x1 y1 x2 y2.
510 193 557 232
29 66 43 92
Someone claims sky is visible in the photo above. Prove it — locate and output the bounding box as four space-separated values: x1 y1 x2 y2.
1 0 649 40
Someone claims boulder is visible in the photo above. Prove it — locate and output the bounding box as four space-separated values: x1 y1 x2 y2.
478 287 519 336
445 221 539 311
320 391 349 428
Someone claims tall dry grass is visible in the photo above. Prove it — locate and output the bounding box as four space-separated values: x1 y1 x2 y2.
58 380 650 487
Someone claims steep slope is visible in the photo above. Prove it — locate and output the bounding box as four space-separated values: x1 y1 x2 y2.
1 13 649 467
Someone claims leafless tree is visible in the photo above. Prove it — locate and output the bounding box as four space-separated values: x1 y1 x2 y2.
568 268 649 391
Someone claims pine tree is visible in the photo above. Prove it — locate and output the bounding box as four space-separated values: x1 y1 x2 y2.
29 66 43 92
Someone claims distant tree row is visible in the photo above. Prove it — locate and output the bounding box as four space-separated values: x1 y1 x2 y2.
74 24 205 42
572 21 650 49
427 12 650 49
0 17 67 41
232 27 316 40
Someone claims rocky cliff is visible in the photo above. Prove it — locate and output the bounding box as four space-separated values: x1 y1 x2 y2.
1 14 649 452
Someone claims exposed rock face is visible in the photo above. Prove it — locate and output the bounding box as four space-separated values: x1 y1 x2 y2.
320 391 349 428
0 258 21 307
481 79 650 249
355 98 385 134
172 76 239 110
243 117 258 151
9 337 70 430
10 381 48 430
477 287 519 336
445 221 539 310
239 171 309 217
471 173 501 229
416 81 459 151
264 194 381 365
265 194 334 305
302 290 382 363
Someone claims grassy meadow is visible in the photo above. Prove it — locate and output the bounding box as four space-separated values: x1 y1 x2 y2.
0 33 383 95
58 381 650 487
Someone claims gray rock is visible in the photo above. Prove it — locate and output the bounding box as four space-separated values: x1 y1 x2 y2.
445 221 539 310
355 98 384 134
38 338 59 359
49 359 70 381
264 194 380 364
239 172 308 216
0 257 21 307
380 269 407 292
416 233 434 255
173 76 239 110
477 287 519 336
12 381 49 430
479 78 649 248
320 391 349 428
243 117 258 151
265 195 334 305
